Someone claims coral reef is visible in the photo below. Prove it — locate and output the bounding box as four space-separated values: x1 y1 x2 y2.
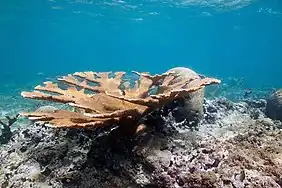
20 71 220 134
0 97 282 188
1 70 281 188
266 89 282 121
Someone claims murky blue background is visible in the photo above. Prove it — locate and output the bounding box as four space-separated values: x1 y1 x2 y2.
0 0 281 95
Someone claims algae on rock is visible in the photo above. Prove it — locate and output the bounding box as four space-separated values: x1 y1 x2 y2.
266 89 282 121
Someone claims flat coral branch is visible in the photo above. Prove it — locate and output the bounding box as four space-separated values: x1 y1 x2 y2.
20 110 119 128
20 70 220 130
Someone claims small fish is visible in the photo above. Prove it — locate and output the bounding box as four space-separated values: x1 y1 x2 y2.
198 74 206 79
243 89 252 98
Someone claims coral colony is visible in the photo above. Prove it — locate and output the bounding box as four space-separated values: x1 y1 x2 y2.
20 70 220 133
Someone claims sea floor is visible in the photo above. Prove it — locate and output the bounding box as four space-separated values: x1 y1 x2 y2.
0 87 281 187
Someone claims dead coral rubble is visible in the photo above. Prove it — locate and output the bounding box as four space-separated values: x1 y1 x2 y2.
1 98 282 188
20 71 220 133
0 114 19 144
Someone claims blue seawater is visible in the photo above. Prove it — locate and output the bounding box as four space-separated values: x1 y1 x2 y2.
0 0 281 96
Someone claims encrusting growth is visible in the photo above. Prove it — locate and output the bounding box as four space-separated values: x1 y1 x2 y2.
20 70 220 134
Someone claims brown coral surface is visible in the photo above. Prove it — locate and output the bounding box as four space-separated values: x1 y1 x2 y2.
20 71 220 130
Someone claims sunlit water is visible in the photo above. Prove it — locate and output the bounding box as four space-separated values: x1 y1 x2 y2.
0 0 281 97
